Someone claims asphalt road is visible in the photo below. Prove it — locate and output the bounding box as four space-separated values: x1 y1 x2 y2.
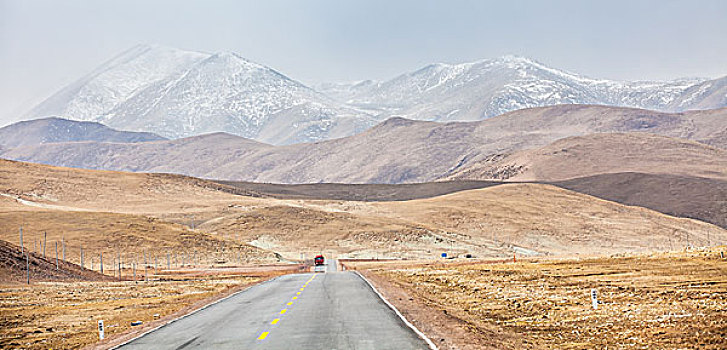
117 260 431 349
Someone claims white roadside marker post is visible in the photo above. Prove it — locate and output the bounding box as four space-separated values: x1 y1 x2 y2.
591 289 598 310
98 320 105 340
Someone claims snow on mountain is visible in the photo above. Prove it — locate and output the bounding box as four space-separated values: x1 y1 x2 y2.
331 56 716 122
25 46 725 144
26 45 375 145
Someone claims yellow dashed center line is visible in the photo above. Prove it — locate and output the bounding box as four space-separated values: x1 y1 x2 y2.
256 275 317 342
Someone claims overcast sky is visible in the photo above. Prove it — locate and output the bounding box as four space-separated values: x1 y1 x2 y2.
1 0 726 126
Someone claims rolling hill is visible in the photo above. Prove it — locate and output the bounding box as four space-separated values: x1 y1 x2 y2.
1 159 725 260
4 105 726 183
446 132 727 182
0 117 165 148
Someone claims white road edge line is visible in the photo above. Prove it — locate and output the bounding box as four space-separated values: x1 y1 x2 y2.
354 271 439 350
109 275 285 349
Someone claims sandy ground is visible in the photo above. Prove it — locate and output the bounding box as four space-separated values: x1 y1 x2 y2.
348 249 727 349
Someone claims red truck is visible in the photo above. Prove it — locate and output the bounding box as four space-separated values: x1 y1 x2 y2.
314 255 325 265
313 255 326 273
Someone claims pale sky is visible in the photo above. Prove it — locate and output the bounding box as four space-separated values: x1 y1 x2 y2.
1 0 726 126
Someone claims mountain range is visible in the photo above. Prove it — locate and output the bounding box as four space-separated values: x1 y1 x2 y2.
22 44 727 145
24 45 375 145
4 105 726 184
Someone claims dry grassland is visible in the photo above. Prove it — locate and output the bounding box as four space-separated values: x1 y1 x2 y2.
0 268 295 349
358 250 727 349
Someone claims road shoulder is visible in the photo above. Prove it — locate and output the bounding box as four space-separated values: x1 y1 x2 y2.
359 269 529 350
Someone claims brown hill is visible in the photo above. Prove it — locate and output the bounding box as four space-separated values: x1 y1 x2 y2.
2 158 725 260
447 132 727 182
552 173 727 229
2 105 726 183
0 239 111 283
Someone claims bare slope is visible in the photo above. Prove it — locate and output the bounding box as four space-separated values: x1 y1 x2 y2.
0 117 165 148
447 133 727 181
553 173 727 229
0 239 111 283
2 159 725 260
3 105 726 183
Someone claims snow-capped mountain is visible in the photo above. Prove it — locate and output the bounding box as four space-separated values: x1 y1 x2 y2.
25 47 726 144
321 56 719 122
26 45 375 144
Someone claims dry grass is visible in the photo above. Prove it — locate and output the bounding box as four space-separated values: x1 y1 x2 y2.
359 250 727 349
0 268 296 350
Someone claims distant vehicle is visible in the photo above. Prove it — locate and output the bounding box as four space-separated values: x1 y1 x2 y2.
314 255 325 265
313 255 326 273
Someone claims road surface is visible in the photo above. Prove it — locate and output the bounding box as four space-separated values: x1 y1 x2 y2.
117 260 431 349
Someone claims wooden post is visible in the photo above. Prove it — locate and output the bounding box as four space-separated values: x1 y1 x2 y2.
26 253 30 284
